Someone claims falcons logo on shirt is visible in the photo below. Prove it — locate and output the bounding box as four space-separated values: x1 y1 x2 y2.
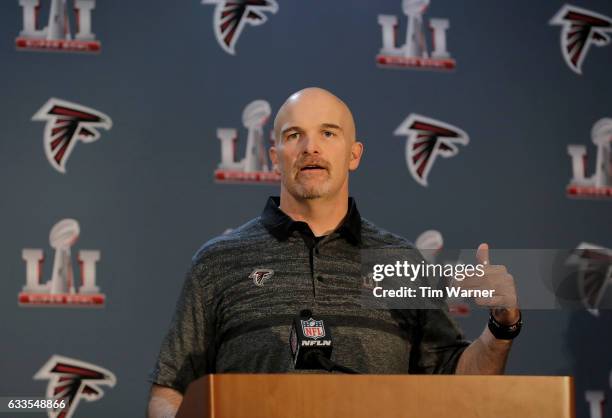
550 4 612 75
394 114 469 187
32 98 112 174
202 0 278 55
34 355 116 418
249 268 274 286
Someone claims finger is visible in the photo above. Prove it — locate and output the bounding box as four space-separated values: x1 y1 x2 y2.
474 294 517 307
476 242 490 266
453 276 485 289
482 265 507 274
457 272 514 291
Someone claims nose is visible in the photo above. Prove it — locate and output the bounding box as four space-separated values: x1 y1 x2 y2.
300 132 321 155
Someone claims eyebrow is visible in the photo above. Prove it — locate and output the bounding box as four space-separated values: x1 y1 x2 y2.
281 123 343 137
321 123 343 131
281 126 304 137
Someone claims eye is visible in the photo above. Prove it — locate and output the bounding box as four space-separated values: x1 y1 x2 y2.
286 132 300 141
323 130 335 138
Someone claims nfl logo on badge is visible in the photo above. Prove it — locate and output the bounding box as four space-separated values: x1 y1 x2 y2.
301 318 325 340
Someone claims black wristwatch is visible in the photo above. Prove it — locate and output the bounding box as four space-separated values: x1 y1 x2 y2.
488 310 523 340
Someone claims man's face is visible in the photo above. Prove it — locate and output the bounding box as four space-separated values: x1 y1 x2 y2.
270 90 362 200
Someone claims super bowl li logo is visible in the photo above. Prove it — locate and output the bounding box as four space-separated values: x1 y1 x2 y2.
377 0 454 70
567 118 612 199
16 0 101 53
214 99 280 184
18 219 105 307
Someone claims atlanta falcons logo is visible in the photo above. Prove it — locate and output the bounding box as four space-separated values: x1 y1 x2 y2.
566 243 612 317
249 268 274 286
34 355 116 418
32 98 112 174
202 0 278 55
394 114 469 187
550 4 612 75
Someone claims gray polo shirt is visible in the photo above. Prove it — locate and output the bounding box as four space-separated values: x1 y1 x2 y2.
149 197 470 393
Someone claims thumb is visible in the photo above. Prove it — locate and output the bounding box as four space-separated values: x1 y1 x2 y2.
476 243 490 265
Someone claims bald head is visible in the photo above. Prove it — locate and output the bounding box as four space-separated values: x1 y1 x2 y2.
273 87 356 143
268 87 364 203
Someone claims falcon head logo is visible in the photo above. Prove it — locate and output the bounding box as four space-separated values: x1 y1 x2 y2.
394 114 469 187
32 98 112 174
249 268 274 286
550 4 612 75
34 355 116 418
202 0 279 55
566 243 612 317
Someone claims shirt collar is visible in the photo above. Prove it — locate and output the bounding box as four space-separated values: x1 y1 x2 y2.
261 196 362 246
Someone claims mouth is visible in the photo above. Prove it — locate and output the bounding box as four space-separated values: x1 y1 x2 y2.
299 164 327 172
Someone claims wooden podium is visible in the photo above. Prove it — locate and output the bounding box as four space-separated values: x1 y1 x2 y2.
176 374 574 418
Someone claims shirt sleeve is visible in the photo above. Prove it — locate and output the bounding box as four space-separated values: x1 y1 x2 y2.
148 262 214 394
408 307 471 374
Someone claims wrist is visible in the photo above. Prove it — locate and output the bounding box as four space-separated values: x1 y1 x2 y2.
491 307 520 325
488 310 522 340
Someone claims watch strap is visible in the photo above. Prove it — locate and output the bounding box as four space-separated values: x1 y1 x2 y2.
488 310 522 340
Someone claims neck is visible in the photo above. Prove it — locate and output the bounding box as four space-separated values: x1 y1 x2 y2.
279 188 349 237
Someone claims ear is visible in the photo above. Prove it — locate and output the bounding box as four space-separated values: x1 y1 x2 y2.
348 141 364 171
269 145 280 174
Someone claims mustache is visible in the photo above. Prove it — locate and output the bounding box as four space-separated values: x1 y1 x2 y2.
295 157 330 171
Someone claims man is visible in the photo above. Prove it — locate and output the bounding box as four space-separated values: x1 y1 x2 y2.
147 87 522 417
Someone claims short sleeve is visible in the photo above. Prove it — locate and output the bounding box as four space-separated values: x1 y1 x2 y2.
148 263 213 393
408 307 471 374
